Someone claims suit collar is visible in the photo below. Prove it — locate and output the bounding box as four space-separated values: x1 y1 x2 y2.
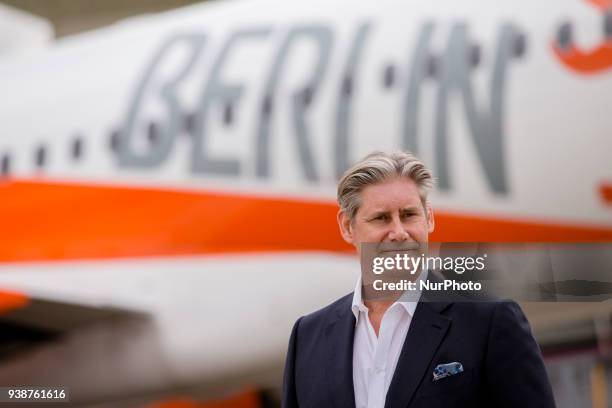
351 275 423 324
325 294 356 408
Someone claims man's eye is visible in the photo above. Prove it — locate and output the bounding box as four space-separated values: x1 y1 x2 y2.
375 215 389 221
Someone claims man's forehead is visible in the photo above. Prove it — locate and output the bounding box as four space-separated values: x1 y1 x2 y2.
361 177 419 192
362 202 422 213
360 179 422 205
360 192 423 214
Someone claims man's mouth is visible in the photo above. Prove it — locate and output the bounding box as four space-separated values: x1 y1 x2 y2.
376 242 422 253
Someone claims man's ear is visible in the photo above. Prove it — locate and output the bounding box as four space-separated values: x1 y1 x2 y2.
337 210 353 244
426 204 435 233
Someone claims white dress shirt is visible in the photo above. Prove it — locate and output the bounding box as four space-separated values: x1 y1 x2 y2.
351 271 426 408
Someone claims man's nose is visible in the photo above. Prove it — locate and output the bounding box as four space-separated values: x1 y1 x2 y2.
388 216 409 241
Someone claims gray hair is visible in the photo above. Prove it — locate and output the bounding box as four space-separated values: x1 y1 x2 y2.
337 151 434 221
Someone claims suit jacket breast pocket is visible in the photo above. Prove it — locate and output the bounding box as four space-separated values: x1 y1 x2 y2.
417 369 474 397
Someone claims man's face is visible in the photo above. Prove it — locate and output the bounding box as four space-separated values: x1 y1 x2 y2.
338 177 434 252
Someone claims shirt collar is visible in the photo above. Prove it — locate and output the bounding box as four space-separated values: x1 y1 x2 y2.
351 269 428 323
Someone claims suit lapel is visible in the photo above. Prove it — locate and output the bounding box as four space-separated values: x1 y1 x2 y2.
384 301 452 408
325 298 357 408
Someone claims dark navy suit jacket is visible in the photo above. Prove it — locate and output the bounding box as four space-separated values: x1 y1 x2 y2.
282 274 556 408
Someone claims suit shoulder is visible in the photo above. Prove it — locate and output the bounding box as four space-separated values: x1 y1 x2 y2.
450 299 524 323
298 293 353 330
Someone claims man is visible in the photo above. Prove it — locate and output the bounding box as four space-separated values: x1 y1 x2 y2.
282 151 556 408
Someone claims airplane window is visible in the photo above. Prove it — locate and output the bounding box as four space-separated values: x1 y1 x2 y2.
35 145 46 169
148 122 159 144
469 45 481 68
606 11 612 38
0 154 10 176
109 129 120 152
383 64 395 88
513 32 526 58
426 55 438 78
301 87 313 106
71 137 83 160
261 95 273 116
183 112 195 134
342 76 353 97
223 103 233 126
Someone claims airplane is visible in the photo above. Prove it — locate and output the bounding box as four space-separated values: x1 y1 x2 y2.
0 0 611 406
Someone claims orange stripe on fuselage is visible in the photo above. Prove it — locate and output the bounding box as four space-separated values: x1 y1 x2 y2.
433 211 612 242
0 179 350 262
0 179 611 263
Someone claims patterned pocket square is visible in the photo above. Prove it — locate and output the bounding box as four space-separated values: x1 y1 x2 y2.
433 362 464 381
